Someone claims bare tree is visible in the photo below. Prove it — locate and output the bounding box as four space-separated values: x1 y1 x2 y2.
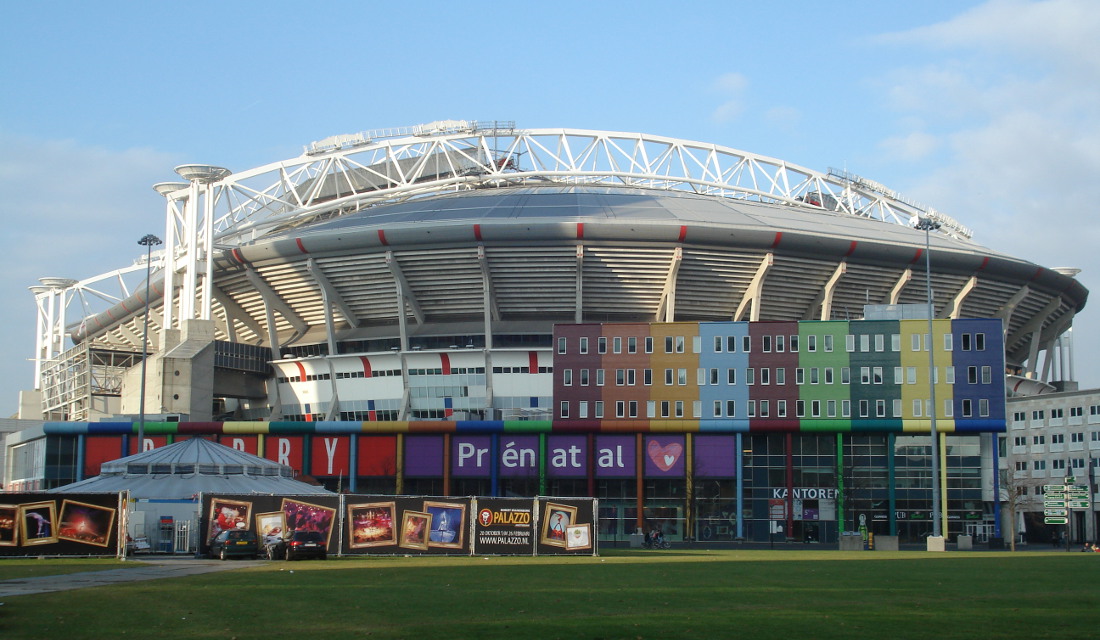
999 467 1039 552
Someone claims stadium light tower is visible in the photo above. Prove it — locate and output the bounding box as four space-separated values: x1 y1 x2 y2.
137 234 162 450
914 215 943 543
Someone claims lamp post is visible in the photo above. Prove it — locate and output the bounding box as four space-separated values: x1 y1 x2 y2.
137 234 162 451
915 216 943 540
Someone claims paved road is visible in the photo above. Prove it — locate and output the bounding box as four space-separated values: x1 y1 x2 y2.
0 556 265 598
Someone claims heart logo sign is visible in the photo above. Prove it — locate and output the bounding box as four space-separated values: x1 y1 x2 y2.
647 440 683 472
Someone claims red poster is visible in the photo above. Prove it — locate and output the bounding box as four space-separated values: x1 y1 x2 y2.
310 435 351 477
263 435 304 474
218 435 259 455
358 436 397 476
84 436 125 477
128 435 168 455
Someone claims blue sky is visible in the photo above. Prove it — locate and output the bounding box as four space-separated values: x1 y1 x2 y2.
2 0 1098 417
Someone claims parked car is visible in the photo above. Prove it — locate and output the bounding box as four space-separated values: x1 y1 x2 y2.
209 529 259 560
266 529 327 560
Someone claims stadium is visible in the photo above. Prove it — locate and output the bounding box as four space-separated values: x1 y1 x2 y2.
11 121 1089 546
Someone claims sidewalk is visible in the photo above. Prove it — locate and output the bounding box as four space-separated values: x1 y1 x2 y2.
0 556 265 598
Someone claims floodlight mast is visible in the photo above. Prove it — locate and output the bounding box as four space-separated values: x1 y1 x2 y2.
914 215 944 542
137 233 162 451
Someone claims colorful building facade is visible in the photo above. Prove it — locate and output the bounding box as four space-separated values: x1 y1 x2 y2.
13 319 1005 544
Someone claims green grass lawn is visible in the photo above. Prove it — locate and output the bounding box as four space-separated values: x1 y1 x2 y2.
3 550 1100 639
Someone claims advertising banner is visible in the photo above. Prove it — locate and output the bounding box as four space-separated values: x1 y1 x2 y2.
694 435 736 477
0 492 122 557
344 495 473 555
644 435 686 478
546 435 588 478
405 435 443 477
473 498 536 555
594 435 635 478
535 497 599 555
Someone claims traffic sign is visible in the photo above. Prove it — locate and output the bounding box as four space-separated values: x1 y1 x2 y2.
1045 500 1066 508
1069 500 1091 509
1045 509 1068 517
1045 484 1065 492
1046 517 1069 525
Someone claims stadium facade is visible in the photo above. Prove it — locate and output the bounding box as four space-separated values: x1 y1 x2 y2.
9 122 1090 545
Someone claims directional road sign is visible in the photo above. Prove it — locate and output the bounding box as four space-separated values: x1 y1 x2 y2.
1045 517 1069 525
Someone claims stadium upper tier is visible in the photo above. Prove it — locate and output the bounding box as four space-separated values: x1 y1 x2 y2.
51 124 1085 376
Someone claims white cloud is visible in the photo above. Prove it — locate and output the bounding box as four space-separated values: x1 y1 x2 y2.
879 131 940 162
709 72 749 124
872 0 1100 386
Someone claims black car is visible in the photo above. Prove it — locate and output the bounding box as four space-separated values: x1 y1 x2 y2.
267 530 327 560
209 529 260 560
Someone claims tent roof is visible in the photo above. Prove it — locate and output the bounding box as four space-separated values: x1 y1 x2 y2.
49 437 332 498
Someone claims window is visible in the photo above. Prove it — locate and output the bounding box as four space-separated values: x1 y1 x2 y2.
726 400 736 417
823 334 834 352
796 368 805 385
665 336 674 353
759 400 769 417
945 367 955 384
665 369 673 385
1013 436 1026 446
842 400 851 417
876 400 886 417
968 367 978 384
1053 459 1066 470
616 401 626 418
907 367 917 385
645 337 653 353
913 399 923 417
613 337 622 354
677 369 687 385
827 400 836 417
1034 435 1046 444
893 399 902 417
1051 433 1064 444
872 367 883 384
580 369 590 386
745 368 755 385
860 334 870 352
981 366 992 384
790 335 799 352
713 401 722 417
807 335 817 352
796 400 805 417
944 334 953 351
579 337 588 354
661 401 670 418
875 334 885 352
1034 460 1046 471
747 400 756 417
627 369 636 386
676 336 686 353
643 369 652 386
760 368 771 385
629 401 638 418
778 400 787 417
841 367 851 385
962 399 972 417
596 369 605 386
557 337 567 354
762 335 772 352
727 368 737 385
912 334 921 351
891 334 901 351
559 401 569 418
563 369 573 386
742 336 751 352
714 336 723 352
595 401 604 418
1072 432 1084 443
810 367 819 384
846 334 856 352
579 402 588 419
962 334 971 351
859 400 869 417
776 335 785 352
616 369 625 386
811 400 820 417
894 367 904 385
979 399 989 417
860 367 871 384
727 336 738 352
675 401 684 418
697 368 707 386
776 368 786 385
598 337 607 354
628 336 637 353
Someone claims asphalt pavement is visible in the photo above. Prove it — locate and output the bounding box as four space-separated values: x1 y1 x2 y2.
0 556 265 598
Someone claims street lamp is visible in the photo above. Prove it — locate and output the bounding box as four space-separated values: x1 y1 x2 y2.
914 216 943 540
137 234 162 451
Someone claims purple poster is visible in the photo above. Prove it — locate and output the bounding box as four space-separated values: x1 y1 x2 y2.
694 435 736 477
644 435 686 477
499 435 539 478
594 435 635 478
404 435 443 477
547 435 588 478
452 435 492 477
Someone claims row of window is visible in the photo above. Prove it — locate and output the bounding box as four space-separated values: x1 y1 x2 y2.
284 366 546 383
557 332 987 355
1013 406 1096 422
1015 459 1089 471
1014 433 1092 446
558 397 985 419
562 365 987 387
